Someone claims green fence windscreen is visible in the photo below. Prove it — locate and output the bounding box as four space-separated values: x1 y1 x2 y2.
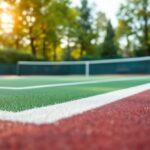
1 57 150 75
90 61 150 74
0 64 16 75
17 64 86 75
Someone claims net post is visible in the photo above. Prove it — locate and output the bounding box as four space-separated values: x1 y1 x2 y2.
85 61 90 77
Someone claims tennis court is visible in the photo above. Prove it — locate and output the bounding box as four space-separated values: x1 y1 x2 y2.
0 74 150 150
1 73 150 150
0 75 150 112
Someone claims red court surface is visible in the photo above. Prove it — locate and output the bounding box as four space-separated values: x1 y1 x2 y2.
0 90 150 150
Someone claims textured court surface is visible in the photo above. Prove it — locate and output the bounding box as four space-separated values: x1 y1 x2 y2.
0 75 150 150
0 75 150 111
0 91 150 150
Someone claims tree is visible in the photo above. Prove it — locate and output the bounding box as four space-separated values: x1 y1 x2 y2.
117 0 150 56
10 0 72 60
12 0 42 56
95 11 108 57
101 21 118 58
95 12 108 42
0 0 106 61
61 8 79 61
77 0 97 57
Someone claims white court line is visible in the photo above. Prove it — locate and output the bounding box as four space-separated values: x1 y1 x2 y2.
0 76 149 90
0 83 150 124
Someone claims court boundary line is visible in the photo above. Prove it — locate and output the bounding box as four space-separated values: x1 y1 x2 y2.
0 76 149 90
0 83 150 124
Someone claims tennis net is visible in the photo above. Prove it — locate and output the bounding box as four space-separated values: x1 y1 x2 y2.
17 57 150 76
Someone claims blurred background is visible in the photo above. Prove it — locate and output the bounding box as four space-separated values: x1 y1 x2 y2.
0 0 149 63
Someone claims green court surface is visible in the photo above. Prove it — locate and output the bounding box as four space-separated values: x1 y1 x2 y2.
0 75 150 112
0 76 132 87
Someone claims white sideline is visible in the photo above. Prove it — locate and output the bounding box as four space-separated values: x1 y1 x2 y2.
0 83 150 124
0 76 149 90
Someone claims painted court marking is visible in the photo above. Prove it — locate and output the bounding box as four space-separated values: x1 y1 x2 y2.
0 76 149 90
0 83 150 124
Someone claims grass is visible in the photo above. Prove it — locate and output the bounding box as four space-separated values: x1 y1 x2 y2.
0 75 149 112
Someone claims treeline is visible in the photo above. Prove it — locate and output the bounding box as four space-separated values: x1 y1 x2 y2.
0 49 43 64
0 0 149 61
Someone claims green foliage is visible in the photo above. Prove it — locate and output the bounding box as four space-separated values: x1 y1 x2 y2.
101 21 118 58
80 55 99 61
0 49 42 64
76 0 98 57
1 0 143 60
0 0 73 60
117 0 150 56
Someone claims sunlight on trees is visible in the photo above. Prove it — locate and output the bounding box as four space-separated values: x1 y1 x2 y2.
0 1 14 33
0 0 149 62
1 13 14 33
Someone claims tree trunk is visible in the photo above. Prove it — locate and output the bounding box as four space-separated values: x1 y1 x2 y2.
42 38 46 58
30 37 36 56
143 0 149 55
53 43 57 61
80 43 84 57
29 27 36 56
143 16 149 55
15 37 20 49
65 37 71 60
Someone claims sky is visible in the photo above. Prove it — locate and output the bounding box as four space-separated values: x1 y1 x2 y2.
71 0 125 27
